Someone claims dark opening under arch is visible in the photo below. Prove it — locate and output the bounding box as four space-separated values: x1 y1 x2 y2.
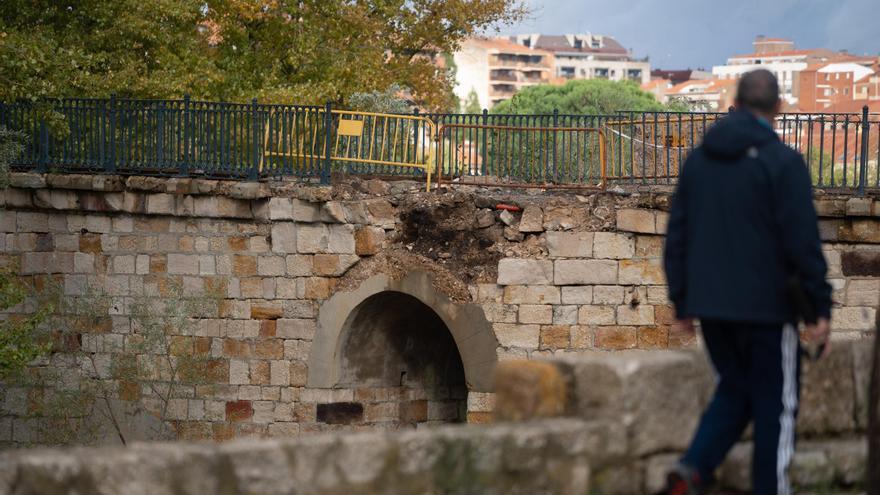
333 291 467 425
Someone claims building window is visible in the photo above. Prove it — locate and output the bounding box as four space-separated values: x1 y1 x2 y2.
844 87 849 95
523 38 531 48
594 68 609 78
627 69 642 80
573 39 583 49
591 39 600 49
560 67 575 79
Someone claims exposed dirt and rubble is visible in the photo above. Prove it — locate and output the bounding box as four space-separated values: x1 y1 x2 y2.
331 177 675 288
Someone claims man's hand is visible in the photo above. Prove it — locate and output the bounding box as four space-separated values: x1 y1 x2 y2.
804 317 831 359
674 318 696 336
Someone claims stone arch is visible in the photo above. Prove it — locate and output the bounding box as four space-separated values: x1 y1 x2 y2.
308 271 498 393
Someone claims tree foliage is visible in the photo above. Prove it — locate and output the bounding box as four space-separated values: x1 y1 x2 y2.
463 88 482 114
0 126 26 187
491 79 685 115
348 84 411 114
0 0 528 111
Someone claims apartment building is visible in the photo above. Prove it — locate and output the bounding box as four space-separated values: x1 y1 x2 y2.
798 62 876 111
712 36 838 105
510 34 650 84
453 38 554 110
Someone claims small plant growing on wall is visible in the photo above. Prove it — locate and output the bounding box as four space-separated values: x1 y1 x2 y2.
19 280 221 446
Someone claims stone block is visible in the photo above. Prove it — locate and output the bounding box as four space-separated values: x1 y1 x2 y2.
145 193 175 215
494 361 566 421
578 305 616 325
616 304 655 326
593 232 635 259
518 205 544 233
503 285 560 304
266 198 293 220
277 319 316 340
497 259 553 285
552 305 579 325
618 259 665 285
354 226 384 256
593 285 625 305
270 222 297 253
518 305 553 324
292 199 322 222
257 256 286 276
561 350 713 456
831 306 876 331
494 323 540 349
167 253 199 275
845 279 880 306
270 360 290 386
545 232 592 258
846 197 872 216
799 342 858 435
561 286 593 304
296 224 329 253
540 325 571 350
841 248 880 277
328 224 355 254
594 326 638 350
617 208 657 234
554 259 617 285
312 254 359 277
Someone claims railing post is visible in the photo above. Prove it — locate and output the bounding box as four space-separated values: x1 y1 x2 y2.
481 108 488 176
248 98 259 181
321 101 332 185
107 94 117 173
157 101 165 167
858 105 870 196
36 118 49 173
552 108 559 180
412 107 420 165
181 94 191 177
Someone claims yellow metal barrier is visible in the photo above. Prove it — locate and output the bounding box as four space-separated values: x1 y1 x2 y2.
260 109 436 190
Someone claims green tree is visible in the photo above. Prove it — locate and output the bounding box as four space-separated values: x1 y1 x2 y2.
463 88 482 114
348 84 411 114
491 79 679 115
0 0 216 102
1 0 528 111
204 0 527 110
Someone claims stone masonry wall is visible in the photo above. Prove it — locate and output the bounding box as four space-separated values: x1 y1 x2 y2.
1 173 878 448
0 341 871 495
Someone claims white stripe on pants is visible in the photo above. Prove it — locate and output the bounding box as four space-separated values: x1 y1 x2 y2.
776 324 798 495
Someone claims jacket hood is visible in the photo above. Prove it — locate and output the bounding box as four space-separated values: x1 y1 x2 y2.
702 111 778 160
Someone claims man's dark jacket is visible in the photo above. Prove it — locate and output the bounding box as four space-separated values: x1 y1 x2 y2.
663 111 832 323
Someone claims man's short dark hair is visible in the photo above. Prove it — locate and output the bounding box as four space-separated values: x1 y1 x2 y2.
735 69 780 113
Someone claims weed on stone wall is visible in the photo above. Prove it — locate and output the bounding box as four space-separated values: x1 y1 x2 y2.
12 280 220 447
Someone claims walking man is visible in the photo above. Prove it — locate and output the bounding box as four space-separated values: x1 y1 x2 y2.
663 69 833 494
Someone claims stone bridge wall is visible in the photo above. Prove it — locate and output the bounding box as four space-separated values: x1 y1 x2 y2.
0 173 878 448
0 341 871 494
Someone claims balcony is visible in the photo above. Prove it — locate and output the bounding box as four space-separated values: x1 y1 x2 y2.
489 54 553 70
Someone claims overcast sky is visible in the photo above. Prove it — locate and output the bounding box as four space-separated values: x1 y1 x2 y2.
498 0 878 70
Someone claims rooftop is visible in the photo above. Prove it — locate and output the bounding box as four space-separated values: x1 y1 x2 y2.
466 37 551 56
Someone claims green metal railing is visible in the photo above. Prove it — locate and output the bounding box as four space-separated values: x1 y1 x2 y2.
2 97 878 194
